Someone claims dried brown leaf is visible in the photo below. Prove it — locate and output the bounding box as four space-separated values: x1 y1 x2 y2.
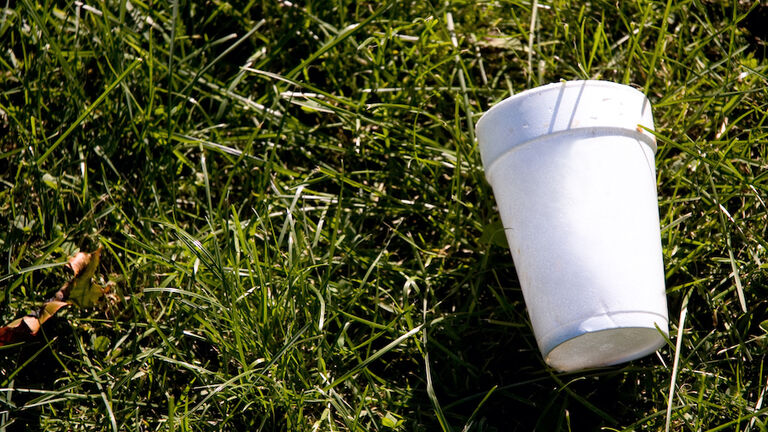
39 301 69 325
70 283 106 308
57 246 103 303
0 246 103 347
22 316 40 334
67 246 101 278
0 316 39 346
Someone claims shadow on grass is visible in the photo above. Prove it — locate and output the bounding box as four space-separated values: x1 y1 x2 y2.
411 251 668 432
1 317 73 432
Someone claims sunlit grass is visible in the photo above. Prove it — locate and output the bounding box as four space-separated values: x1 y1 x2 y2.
1 0 767 430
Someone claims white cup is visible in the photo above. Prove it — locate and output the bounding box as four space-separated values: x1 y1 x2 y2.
476 80 669 371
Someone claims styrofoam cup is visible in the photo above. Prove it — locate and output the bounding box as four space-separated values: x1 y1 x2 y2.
476 80 669 372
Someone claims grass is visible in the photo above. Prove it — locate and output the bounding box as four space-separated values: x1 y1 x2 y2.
1 0 767 430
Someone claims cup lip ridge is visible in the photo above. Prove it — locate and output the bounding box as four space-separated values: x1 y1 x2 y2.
475 79 656 182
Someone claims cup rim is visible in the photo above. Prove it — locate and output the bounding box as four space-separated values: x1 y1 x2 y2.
476 80 648 130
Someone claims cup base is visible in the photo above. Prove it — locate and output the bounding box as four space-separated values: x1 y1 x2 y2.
545 327 665 372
